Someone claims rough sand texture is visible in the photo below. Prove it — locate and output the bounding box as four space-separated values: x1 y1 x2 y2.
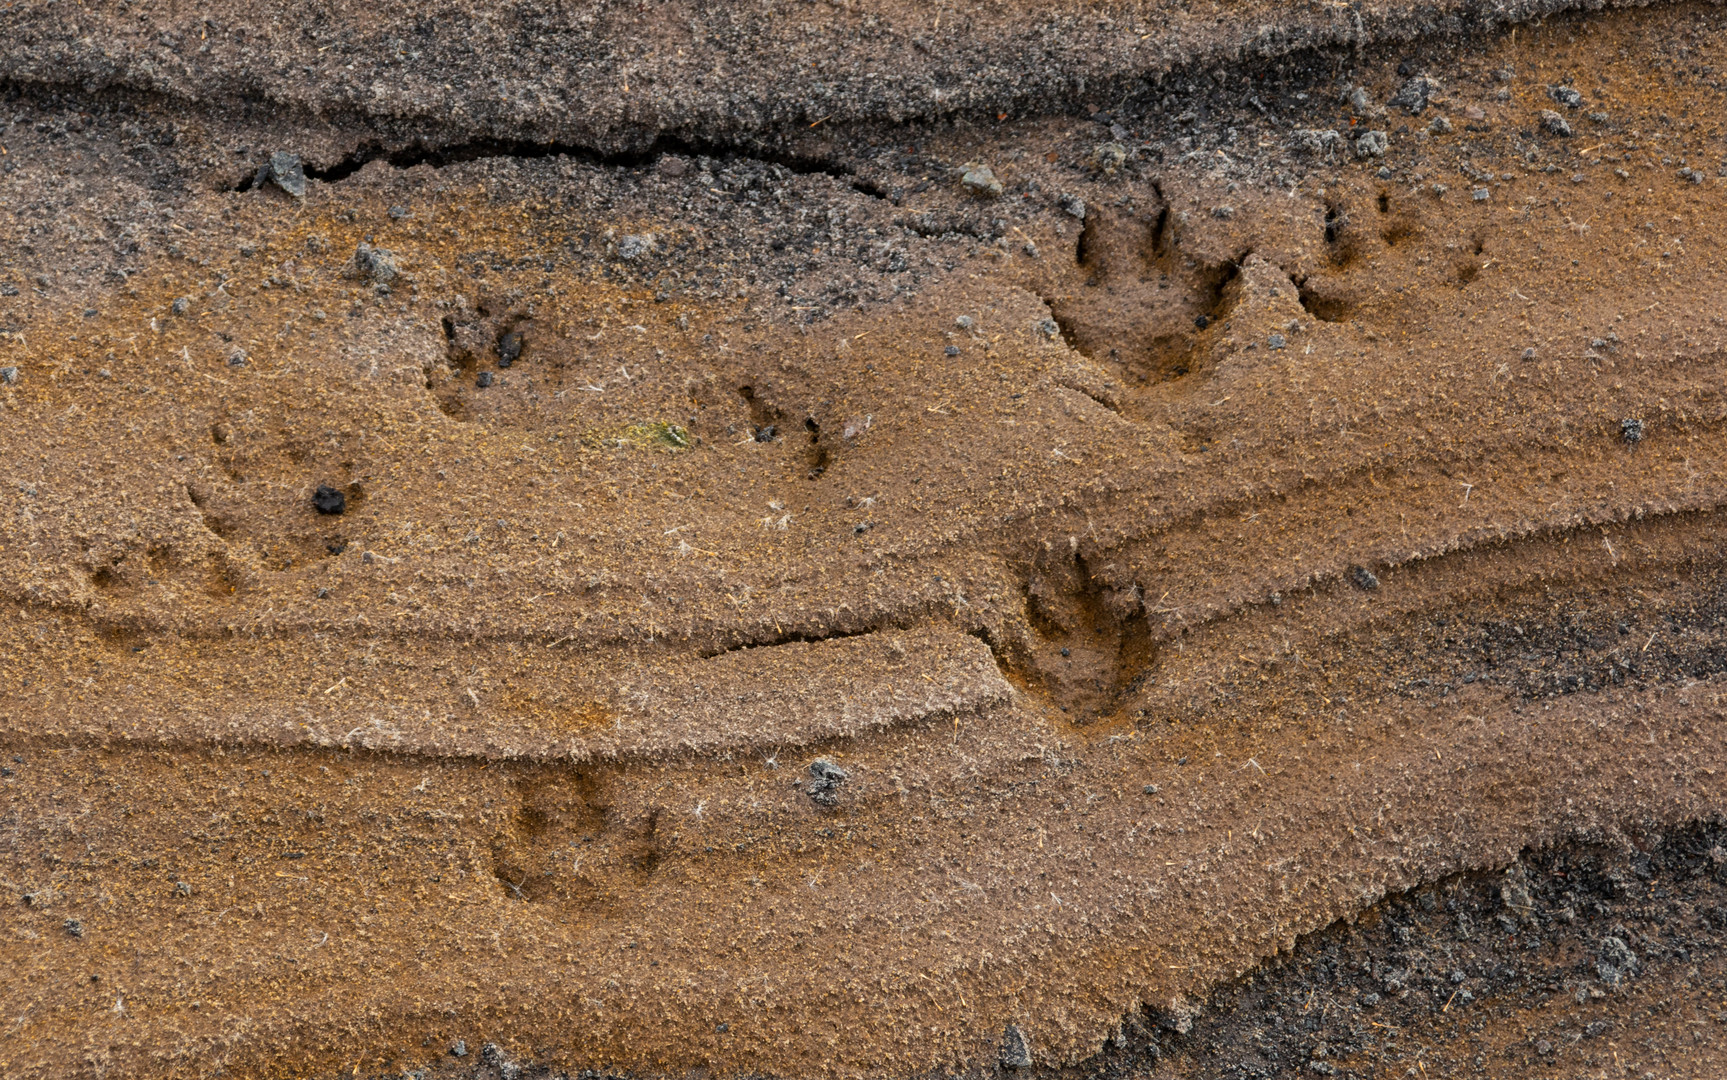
4 1 1727 1077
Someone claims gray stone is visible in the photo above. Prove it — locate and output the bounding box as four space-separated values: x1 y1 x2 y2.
617 234 655 260
347 243 397 284
270 151 306 197
999 1024 1031 1069
806 759 849 807
1388 76 1440 115
1354 130 1388 159
1540 110 1573 137
960 163 1004 197
1291 128 1344 161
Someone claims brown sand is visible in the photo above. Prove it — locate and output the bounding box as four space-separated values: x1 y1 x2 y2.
4 2 1727 1077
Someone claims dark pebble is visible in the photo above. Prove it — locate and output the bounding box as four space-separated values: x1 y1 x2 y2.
171 296 190 316
388 205 410 220
1349 565 1380 591
944 345 961 356
1620 417 1644 444
312 485 346 515
476 371 494 388
806 758 849 807
255 151 306 198
65 919 83 937
1194 314 1211 329
451 1040 468 1058
754 424 777 442
999 1024 1032 1069
1549 85 1584 109
497 331 524 367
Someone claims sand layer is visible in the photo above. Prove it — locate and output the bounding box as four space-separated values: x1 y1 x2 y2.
4 1 1727 1077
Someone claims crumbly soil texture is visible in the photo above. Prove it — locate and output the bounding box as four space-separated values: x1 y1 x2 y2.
5 1 1727 1078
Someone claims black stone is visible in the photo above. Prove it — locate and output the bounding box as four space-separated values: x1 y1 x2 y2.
312 486 346 515
497 331 524 367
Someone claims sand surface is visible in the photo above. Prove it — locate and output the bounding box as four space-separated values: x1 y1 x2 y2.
3 1 1727 1077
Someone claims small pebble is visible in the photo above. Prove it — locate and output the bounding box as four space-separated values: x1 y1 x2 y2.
954 315 974 330
1060 194 1087 219
1354 130 1389 159
176 881 192 896
754 424 777 442
256 150 306 198
1472 187 1491 201
1388 76 1439 115
497 331 524 367
1349 565 1380 591
960 163 1003 197
1540 110 1574 138
1522 347 1538 360
1142 784 1159 795
1211 205 1234 219
171 296 190 316
1428 115 1453 135
388 205 409 220
64 919 83 938
1194 314 1211 330
617 234 655 260
450 1040 468 1058
999 1024 1032 1070
1620 417 1644 444
312 485 346 515
1549 85 1584 109
476 371 494 388
944 345 961 356
806 759 849 807
1267 334 1286 350
348 243 397 284
0 366 17 385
